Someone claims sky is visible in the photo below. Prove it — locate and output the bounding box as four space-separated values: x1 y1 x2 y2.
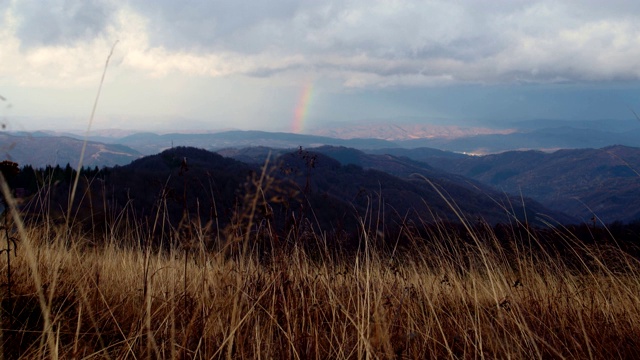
2 0 640 133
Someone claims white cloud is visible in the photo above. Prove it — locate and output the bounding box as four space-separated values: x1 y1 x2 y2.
4 0 640 89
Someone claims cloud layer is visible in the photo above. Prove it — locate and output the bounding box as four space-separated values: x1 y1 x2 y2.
3 0 640 133
4 0 640 88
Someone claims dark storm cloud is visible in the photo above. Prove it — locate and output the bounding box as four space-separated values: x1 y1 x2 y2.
13 0 115 48
127 0 307 53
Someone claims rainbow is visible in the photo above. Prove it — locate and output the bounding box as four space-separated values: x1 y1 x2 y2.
292 82 314 133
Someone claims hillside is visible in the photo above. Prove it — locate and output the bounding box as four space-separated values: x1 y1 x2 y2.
220 145 474 188
0 132 141 168
217 146 573 226
28 146 567 250
399 145 640 223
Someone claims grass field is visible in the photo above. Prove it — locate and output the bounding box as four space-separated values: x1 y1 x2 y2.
1 172 640 359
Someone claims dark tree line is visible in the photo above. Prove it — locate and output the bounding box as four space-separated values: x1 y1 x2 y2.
5 163 104 194
1 148 640 261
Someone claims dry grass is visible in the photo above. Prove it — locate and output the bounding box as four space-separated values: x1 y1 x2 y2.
0 209 639 359
1 166 640 359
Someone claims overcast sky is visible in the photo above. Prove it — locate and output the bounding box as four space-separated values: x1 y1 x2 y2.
2 0 640 133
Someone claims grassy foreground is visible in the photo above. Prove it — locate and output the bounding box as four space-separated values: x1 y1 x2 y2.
1 215 639 359
0 161 639 360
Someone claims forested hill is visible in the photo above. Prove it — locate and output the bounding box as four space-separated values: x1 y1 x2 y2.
7 147 574 248
407 145 640 223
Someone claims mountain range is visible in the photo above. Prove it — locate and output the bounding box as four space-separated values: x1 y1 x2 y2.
220 145 640 224
14 117 640 156
53 147 571 245
2 121 640 224
398 145 640 223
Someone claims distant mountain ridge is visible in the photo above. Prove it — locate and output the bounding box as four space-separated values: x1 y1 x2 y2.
3 128 640 223
310 123 515 141
400 127 640 154
17 116 640 156
100 130 399 155
385 145 640 223
0 132 142 168
92 123 640 154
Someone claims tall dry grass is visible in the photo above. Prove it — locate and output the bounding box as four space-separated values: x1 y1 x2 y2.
1 169 640 359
